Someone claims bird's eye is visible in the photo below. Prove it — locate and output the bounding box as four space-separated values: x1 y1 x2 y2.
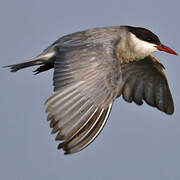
146 37 153 42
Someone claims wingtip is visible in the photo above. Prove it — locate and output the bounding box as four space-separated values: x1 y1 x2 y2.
165 107 174 115
57 143 71 155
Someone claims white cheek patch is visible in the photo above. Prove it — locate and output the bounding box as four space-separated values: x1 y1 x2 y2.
130 33 157 55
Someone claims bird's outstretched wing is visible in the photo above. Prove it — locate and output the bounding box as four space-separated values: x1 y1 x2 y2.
45 39 121 154
119 55 174 114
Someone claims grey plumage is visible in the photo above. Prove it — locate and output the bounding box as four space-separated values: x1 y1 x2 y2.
120 55 173 114
4 26 176 154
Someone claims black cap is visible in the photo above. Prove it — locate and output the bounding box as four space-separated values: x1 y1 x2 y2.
127 26 161 45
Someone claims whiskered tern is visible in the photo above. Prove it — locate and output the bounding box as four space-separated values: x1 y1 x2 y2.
5 26 178 154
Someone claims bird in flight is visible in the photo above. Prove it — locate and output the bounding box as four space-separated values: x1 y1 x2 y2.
5 26 178 154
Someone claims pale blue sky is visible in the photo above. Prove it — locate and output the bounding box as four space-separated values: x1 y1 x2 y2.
1 0 180 179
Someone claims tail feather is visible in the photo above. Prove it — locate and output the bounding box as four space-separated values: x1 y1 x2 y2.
3 48 56 72
33 63 54 74
4 58 44 72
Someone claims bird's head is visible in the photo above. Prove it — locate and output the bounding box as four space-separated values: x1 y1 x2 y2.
127 26 178 58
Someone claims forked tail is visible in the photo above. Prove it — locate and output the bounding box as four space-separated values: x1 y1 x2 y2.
3 48 55 73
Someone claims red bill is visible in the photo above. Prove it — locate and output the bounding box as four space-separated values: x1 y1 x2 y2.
156 44 178 55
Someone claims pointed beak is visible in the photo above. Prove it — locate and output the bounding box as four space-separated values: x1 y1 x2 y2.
156 44 178 55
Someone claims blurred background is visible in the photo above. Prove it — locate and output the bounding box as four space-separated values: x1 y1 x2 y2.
1 0 180 179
